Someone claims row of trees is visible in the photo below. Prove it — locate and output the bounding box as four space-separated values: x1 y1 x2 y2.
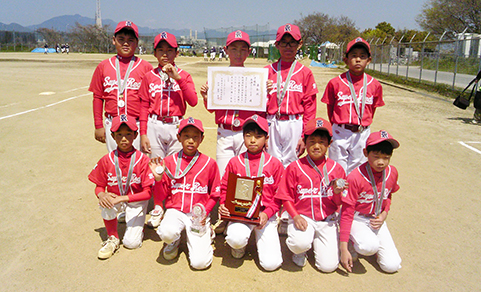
293 0 481 47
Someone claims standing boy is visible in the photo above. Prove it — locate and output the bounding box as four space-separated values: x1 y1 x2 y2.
200 30 267 176
265 23 318 167
139 31 198 228
89 20 153 152
339 130 402 273
150 118 220 270
321 37 384 174
88 115 155 259
219 115 284 271
276 118 347 271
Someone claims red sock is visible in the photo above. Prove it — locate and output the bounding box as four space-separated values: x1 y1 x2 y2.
103 219 118 238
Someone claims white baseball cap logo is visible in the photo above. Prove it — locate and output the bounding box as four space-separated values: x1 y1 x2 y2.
188 117 195 124
125 21 132 27
251 114 258 121
285 24 291 32
355 37 363 43
380 130 389 138
161 31 167 39
120 114 128 122
316 119 324 127
235 30 242 38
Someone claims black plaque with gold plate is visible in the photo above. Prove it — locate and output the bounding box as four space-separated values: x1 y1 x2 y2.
221 172 263 225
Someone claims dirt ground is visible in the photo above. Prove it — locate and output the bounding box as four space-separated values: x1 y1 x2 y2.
1 52 480 291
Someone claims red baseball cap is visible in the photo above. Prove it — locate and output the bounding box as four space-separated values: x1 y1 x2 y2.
114 20 139 39
111 114 138 132
226 30 251 47
242 114 269 133
366 130 400 148
303 117 332 137
276 23 302 42
178 117 204 134
154 31 178 49
346 37 371 56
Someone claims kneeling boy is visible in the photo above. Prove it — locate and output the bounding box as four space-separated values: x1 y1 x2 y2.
339 130 402 273
150 117 220 270
88 115 155 259
276 118 347 271
219 115 284 271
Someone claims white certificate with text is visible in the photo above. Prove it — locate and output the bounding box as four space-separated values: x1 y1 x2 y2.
207 67 268 111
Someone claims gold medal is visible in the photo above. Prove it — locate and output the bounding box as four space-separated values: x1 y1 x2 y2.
118 99 125 108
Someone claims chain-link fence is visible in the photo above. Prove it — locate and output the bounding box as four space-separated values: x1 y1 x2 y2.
367 33 481 90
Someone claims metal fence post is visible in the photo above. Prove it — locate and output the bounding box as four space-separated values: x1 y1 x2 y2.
406 33 417 80
435 31 447 85
388 36 395 75
453 28 468 89
396 35 405 77
419 32 430 83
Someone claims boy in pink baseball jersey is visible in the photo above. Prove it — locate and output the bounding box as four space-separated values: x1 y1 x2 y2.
89 20 153 153
321 37 384 174
88 115 155 259
139 31 198 228
339 130 402 273
276 118 347 271
265 23 318 167
200 30 267 176
218 115 284 271
149 117 220 270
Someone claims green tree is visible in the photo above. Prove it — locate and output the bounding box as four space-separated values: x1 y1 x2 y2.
294 12 359 45
417 0 481 35
375 22 395 35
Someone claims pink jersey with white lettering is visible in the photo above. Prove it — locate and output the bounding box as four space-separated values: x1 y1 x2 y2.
88 149 155 202
220 151 284 219
89 55 153 128
138 66 198 135
339 162 399 242
276 156 346 221
321 72 384 127
153 151 221 214
265 60 318 128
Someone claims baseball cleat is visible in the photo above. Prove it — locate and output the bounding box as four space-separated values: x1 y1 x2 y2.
98 236 120 260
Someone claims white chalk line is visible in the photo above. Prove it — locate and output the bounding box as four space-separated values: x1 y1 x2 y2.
458 141 481 155
0 93 90 121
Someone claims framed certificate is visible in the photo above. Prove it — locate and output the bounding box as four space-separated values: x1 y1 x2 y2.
207 67 268 111
221 172 264 225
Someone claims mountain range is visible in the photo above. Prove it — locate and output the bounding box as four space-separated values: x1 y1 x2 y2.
0 14 200 37
0 14 275 39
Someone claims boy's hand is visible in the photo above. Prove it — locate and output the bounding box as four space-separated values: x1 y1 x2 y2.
332 179 349 194
340 242 353 272
256 212 268 229
296 138 306 157
370 211 387 230
266 80 273 92
95 128 106 143
200 83 209 100
149 157 165 182
162 63 181 81
218 204 230 217
98 192 117 209
293 214 308 231
140 134 151 154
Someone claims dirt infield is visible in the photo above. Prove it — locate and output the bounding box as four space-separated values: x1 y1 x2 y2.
1 52 480 291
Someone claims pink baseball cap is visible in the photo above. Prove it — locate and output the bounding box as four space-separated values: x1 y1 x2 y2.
178 117 204 134
114 20 139 39
154 31 178 49
276 23 302 42
242 114 269 133
111 114 138 132
346 37 371 55
226 30 251 47
366 130 400 148
303 118 332 137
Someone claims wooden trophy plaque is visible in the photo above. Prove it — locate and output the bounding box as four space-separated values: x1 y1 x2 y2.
221 172 263 225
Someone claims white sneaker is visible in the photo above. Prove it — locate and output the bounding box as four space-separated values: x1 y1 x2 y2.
98 236 120 259
292 252 307 267
163 239 180 261
147 205 164 228
117 212 126 223
231 246 246 259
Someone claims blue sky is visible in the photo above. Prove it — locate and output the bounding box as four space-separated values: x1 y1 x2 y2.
1 0 425 31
